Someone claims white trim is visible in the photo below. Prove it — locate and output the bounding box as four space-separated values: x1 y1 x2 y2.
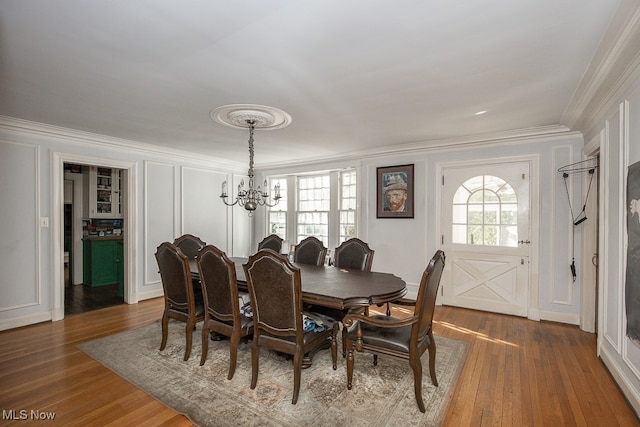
51 152 138 320
0 115 245 172
551 144 575 306
600 342 640 417
539 309 580 325
258 126 578 171
580 133 601 333
0 311 52 332
435 154 540 321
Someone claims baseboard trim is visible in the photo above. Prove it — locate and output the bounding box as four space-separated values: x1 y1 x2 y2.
600 343 640 418
0 311 52 332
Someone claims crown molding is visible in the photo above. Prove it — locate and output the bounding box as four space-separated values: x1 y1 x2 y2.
0 115 247 172
561 0 640 133
258 125 580 172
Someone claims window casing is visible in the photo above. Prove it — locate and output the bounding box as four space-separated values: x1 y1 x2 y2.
267 177 288 240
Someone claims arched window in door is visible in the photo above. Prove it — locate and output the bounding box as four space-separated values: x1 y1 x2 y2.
452 175 518 247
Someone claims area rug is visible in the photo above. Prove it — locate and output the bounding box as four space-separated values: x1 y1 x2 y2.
78 321 468 427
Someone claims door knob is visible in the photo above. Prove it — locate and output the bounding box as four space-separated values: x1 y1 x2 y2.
518 240 531 245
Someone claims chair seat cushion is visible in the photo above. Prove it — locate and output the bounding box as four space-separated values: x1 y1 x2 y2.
347 315 417 353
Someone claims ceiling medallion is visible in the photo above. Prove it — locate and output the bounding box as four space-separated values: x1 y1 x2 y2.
211 104 292 215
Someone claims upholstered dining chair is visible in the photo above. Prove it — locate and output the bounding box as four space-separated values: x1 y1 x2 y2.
196 244 253 379
343 250 445 413
155 242 205 361
173 234 206 259
257 234 284 253
325 238 377 355
293 236 327 266
243 249 339 405
333 237 374 272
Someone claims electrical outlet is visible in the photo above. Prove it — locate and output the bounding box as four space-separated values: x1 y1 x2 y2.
40 217 49 228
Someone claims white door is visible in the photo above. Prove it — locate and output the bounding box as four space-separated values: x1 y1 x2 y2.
440 161 531 317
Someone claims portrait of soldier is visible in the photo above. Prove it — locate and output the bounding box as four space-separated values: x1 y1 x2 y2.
383 173 408 212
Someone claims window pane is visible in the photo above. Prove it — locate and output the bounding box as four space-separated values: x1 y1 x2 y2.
484 204 499 224
484 226 498 246
469 190 484 203
452 224 466 244
454 187 470 203
452 205 467 224
498 185 517 202
468 225 482 245
500 226 518 246
501 204 517 225
468 205 483 224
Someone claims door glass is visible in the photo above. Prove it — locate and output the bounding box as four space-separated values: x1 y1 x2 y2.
452 175 518 247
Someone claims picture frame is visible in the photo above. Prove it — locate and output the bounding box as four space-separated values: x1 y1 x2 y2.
376 164 414 218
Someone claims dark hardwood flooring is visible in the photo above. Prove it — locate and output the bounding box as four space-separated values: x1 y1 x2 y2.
64 265 124 315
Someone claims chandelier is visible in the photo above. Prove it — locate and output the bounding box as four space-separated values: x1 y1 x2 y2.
210 104 292 216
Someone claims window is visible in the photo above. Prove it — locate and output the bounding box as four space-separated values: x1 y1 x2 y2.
267 177 288 240
267 168 357 250
452 175 518 247
339 170 357 243
297 175 330 246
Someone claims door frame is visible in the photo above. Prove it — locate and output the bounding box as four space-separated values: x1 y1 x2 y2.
581 134 602 333
51 152 137 321
435 154 540 320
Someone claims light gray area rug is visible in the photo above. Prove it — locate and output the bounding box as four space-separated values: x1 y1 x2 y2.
78 321 468 427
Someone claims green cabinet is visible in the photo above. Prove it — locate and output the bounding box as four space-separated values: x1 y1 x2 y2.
83 238 124 290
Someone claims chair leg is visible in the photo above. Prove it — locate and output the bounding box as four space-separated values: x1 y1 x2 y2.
160 313 169 351
410 355 426 413
341 326 347 358
250 340 259 390
292 351 302 404
227 332 240 380
199 322 209 366
184 320 194 361
346 347 355 390
428 332 438 386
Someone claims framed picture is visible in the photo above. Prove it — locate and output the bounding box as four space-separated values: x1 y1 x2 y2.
376 164 414 218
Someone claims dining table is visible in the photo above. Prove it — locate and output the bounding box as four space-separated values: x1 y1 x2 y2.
190 257 407 311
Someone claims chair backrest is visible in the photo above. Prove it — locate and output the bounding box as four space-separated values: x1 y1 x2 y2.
173 234 206 259
412 250 446 342
196 245 239 323
155 242 194 310
333 238 375 271
294 236 327 266
243 249 302 339
257 234 284 253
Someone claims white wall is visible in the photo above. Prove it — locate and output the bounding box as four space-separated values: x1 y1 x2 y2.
259 132 585 321
0 118 249 330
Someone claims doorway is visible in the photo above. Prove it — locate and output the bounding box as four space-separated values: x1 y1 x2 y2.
63 163 126 315
52 152 136 321
438 157 538 318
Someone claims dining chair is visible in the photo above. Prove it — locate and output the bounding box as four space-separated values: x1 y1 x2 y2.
173 234 206 259
257 234 284 253
196 244 253 379
155 242 205 361
343 250 445 413
333 238 374 272
243 249 338 404
293 236 327 266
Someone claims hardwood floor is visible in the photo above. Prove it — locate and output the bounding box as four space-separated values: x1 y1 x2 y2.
0 300 637 426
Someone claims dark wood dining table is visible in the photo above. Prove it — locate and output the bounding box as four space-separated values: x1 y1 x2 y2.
190 257 407 310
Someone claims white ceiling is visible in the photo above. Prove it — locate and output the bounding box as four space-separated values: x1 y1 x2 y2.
0 1 621 166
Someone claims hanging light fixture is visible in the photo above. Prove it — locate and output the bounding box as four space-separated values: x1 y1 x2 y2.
210 104 292 216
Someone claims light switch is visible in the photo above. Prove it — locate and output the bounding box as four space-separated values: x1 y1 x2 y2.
40 217 49 228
